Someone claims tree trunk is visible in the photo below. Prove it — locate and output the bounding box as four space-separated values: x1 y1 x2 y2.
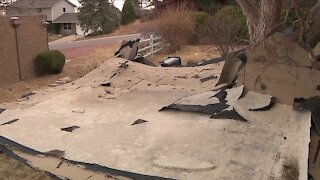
237 0 320 48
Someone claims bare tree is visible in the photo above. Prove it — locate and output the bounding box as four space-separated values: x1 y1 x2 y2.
236 0 320 49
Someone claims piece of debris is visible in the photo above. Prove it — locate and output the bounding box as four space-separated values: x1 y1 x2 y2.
210 109 247 122
175 75 188 79
1 119 19 126
132 119 148 126
238 91 275 111
48 83 60 87
191 75 201 79
0 108 5 114
17 97 29 102
61 126 80 132
216 56 243 86
119 61 129 68
225 85 244 106
21 92 35 99
115 39 140 60
200 75 217 83
110 73 117 79
72 108 85 114
161 57 182 67
249 97 276 111
44 150 65 158
160 103 229 115
56 77 72 85
100 82 111 87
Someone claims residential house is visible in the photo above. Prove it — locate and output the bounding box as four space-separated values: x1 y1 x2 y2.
5 0 83 34
52 12 84 35
5 0 76 22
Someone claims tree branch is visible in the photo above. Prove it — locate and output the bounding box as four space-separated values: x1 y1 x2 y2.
305 0 320 48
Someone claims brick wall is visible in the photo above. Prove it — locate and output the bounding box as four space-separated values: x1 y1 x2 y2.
0 15 48 86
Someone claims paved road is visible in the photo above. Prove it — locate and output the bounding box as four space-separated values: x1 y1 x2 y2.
49 34 141 50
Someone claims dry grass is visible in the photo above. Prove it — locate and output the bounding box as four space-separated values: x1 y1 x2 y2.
0 152 52 180
48 34 66 42
155 4 195 52
0 44 118 104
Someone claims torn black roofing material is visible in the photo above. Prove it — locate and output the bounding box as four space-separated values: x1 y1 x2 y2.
0 136 173 180
60 126 80 132
0 108 5 114
200 75 218 83
159 103 229 115
210 109 247 122
1 119 19 126
132 119 148 126
21 92 36 99
249 97 277 111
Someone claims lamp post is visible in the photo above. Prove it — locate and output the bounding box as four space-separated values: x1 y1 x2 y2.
11 16 24 80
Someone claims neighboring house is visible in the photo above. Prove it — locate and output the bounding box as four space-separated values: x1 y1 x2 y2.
5 0 76 22
52 12 85 35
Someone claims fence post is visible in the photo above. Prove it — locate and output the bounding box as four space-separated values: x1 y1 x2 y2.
150 34 154 56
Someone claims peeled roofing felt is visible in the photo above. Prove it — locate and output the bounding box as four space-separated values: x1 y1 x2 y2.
0 58 312 179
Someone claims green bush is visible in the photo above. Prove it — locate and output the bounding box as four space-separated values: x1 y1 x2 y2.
192 11 210 26
215 5 248 39
34 50 65 75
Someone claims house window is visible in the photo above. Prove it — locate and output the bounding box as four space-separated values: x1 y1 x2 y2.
63 23 72 30
63 8 66 12
37 8 42 13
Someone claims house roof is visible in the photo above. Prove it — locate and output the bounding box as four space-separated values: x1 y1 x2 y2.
52 12 78 23
8 0 76 8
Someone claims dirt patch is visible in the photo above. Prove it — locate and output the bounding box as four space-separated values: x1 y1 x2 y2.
282 159 299 180
147 45 221 66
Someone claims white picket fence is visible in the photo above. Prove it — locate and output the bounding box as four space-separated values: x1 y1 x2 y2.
138 35 164 58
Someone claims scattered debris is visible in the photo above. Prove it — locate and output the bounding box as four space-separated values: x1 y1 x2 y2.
72 108 85 114
132 119 148 126
191 75 201 79
1 119 19 126
100 82 111 87
200 75 217 83
110 73 117 79
161 57 182 67
0 108 5 114
56 77 72 85
175 75 188 79
21 92 36 99
44 150 65 158
17 97 29 102
61 126 80 132
210 109 247 122
119 61 129 68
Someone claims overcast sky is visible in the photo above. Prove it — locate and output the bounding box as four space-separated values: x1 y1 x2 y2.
70 0 125 10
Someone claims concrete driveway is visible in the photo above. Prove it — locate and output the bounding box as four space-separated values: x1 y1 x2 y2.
49 34 141 50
